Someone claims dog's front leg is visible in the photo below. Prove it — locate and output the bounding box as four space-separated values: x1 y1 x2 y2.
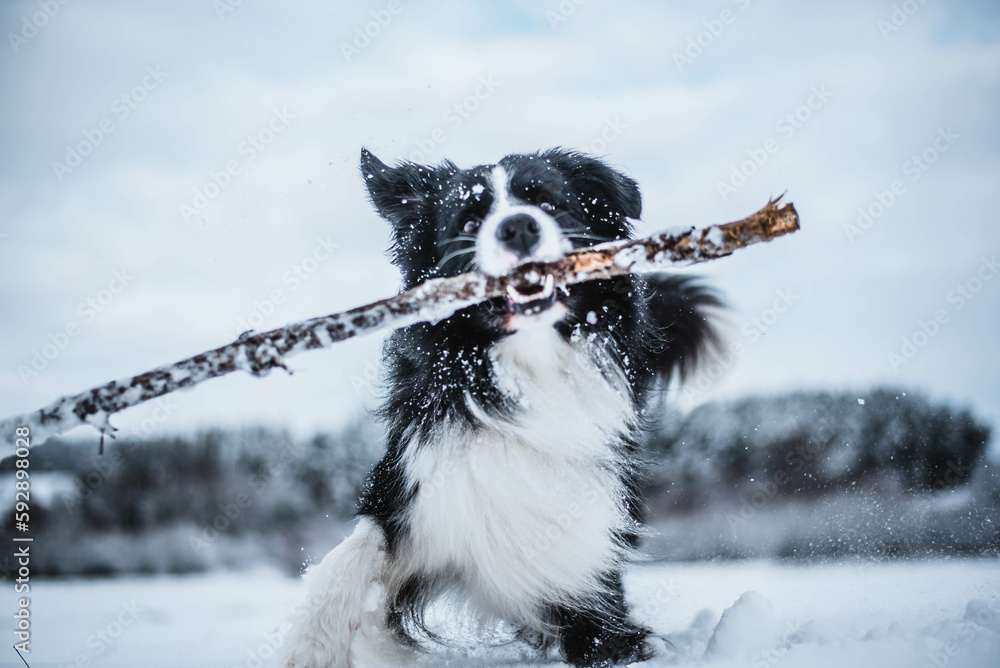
280 517 398 668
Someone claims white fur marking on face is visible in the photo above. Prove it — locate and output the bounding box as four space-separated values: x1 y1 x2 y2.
475 165 569 277
490 165 512 210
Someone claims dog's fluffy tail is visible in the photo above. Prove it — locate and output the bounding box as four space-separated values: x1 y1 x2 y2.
642 274 722 385
280 517 403 668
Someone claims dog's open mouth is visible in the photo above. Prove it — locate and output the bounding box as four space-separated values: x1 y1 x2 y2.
505 274 557 315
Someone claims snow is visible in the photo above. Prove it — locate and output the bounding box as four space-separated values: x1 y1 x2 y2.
614 245 649 269
704 226 726 249
658 226 698 238
22 560 1000 667
0 471 75 512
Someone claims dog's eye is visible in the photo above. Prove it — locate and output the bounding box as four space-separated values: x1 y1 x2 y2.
462 219 481 234
539 201 556 213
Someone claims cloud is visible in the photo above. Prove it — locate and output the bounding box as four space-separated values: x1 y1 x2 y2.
1 0 997 444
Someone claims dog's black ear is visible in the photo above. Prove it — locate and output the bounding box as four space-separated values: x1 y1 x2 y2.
361 149 453 287
542 148 642 221
360 148 435 226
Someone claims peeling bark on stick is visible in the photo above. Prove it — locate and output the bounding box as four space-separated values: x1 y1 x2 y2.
1 197 799 448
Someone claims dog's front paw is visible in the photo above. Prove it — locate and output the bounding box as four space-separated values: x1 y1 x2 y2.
281 646 339 668
635 634 672 663
279 623 354 668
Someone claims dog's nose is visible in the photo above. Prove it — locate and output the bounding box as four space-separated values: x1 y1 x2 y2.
496 214 541 258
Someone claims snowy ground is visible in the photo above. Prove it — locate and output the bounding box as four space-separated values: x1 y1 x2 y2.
20 559 1000 668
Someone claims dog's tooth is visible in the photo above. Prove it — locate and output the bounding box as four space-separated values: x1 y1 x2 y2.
506 284 530 304
541 274 554 298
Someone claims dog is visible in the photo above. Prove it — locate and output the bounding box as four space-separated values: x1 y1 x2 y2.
281 148 718 667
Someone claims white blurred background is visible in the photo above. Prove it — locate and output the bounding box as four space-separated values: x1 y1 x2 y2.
1 0 998 447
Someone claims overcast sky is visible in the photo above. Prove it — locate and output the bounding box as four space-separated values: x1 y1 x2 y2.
1 0 998 451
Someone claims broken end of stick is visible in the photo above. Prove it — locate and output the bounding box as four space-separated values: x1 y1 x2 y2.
760 193 801 236
714 195 800 252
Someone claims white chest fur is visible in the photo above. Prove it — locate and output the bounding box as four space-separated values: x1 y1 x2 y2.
401 325 635 626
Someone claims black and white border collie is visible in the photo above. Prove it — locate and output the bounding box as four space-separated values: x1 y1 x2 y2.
282 148 718 667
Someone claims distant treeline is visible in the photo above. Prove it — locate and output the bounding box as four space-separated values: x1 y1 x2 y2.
0 423 382 577
642 388 997 560
646 388 991 508
0 387 995 577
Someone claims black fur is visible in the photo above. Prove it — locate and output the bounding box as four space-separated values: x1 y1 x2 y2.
549 572 654 667
356 148 718 666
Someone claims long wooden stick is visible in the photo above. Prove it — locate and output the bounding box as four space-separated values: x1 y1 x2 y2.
1 198 799 447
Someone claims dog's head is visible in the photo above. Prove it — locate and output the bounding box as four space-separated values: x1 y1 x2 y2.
362 148 642 332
